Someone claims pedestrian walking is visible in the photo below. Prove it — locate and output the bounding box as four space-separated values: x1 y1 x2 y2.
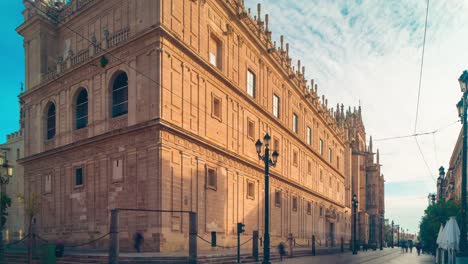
133 232 144 253
416 243 421 256
410 243 413 253
278 242 286 261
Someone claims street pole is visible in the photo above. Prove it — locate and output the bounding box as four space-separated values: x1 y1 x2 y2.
380 216 383 250
263 146 270 264
0 152 12 263
256 135 279 264
461 89 468 255
352 194 358 255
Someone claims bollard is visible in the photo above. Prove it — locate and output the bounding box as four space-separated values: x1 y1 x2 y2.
341 237 344 253
211 232 217 247
108 209 119 264
312 235 316 256
288 233 293 258
189 212 198 264
253 231 259 262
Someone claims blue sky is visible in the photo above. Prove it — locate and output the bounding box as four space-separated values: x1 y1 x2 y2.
2 1 467 235
0 1 24 139
247 0 468 234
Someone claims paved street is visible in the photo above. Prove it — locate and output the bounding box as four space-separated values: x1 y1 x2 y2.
275 248 434 264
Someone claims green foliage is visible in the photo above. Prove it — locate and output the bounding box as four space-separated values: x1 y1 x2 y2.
1 193 11 229
419 199 461 254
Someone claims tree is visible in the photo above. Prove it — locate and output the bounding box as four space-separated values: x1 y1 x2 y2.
1 193 11 229
419 199 461 254
18 193 40 264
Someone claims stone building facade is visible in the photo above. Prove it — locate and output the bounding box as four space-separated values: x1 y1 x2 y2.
0 131 25 242
439 128 462 202
17 0 382 252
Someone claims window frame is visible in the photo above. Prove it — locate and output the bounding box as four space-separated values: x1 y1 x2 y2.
246 181 255 200
329 148 333 163
209 33 222 69
306 126 312 145
275 190 281 207
292 196 298 211
292 113 298 133
75 88 89 130
293 151 298 167
46 103 56 140
319 139 324 155
111 72 129 118
206 167 217 191
307 202 312 215
247 69 256 98
273 94 280 118
74 166 84 188
247 118 255 140
211 94 222 121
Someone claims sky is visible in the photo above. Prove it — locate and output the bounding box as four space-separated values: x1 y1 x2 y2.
245 0 468 234
1 1 467 235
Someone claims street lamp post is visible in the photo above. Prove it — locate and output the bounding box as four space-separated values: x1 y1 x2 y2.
438 166 445 201
457 70 468 257
0 152 13 262
380 215 383 250
391 221 394 248
352 194 358 255
255 133 279 264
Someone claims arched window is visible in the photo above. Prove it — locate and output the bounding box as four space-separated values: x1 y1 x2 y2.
75 89 88 129
111 72 128 117
46 103 56 140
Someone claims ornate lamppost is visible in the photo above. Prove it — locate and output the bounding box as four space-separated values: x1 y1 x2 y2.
437 166 446 201
255 133 279 264
352 194 358 255
457 70 468 257
391 220 394 248
0 152 13 261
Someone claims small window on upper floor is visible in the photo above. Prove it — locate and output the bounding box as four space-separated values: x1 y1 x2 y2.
275 190 281 207
329 148 333 163
209 34 222 69
320 206 323 216
111 72 128 118
293 151 298 167
319 139 324 155
247 69 256 98
16 148 20 160
247 181 255 200
44 174 52 194
75 167 84 187
307 202 312 215
320 170 323 182
306 126 312 145
292 113 298 133
308 161 312 174
206 168 217 190
292 196 298 211
75 89 88 129
273 94 280 118
212 95 222 121
337 156 340 169
247 119 255 140
273 137 280 152
46 103 56 140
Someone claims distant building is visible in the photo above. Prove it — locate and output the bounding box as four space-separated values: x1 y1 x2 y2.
439 129 462 202
0 130 25 241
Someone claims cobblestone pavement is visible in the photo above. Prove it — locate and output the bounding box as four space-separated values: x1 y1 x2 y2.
275 248 435 264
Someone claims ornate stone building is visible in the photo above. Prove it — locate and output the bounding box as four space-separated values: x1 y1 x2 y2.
16 0 383 252
345 108 385 248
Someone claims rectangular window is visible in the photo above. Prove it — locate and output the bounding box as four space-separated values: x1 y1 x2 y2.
292 113 298 133
75 167 83 187
247 119 255 140
44 175 52 194
247 70 256 98
319 139 324 155
308 161 312 174
306 127 312 145
293 151 298 167
207 168 217 190
209 34 222 69
273 137 280 151
275 190 281 207
320 170 323 182
212 95 222 121
16 148 20 159
337 156 340 169
292 196 298 211
329 148 333 163
247 181 255 199
307 202 312 215
320 207 323 216
112 159 123 182
273 94 280 118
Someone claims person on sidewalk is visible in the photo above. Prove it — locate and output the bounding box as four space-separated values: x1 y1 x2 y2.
409 243 413 253
416 243 421 256
278 242 286 261
133 232 144 253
